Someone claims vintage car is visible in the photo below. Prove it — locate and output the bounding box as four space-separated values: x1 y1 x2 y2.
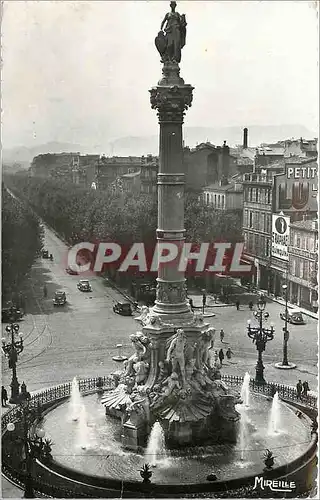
113 301 133 316
280 308 305 325
53 291 67 306
2 305 24 323
77 280 92 292
42 249 49 259
66 267 78 275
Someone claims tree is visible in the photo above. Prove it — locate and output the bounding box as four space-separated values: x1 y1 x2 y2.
2 184 43 302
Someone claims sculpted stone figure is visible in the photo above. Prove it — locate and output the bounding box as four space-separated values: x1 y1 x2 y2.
196 328 215 369
161 372 181 398
155 1 187 63
135 306 149 323
133 360 149 385
166 329 187 386
125 332 150 377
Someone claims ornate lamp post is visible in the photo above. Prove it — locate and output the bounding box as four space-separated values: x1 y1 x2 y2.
6 399 51 498
281 283 289 366
2 308 24 403
275 281 296 369
247 293 275 385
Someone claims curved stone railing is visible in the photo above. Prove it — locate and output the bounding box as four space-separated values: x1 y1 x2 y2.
1 374 317 498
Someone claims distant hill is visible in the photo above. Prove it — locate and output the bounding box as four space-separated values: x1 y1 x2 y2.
3 125 316 165
2 141 85 168
109 124 317 156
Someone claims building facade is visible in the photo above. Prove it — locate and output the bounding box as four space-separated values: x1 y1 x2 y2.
30 153 99 188
203 179 243 212
287 219 318 312
242 172 273 289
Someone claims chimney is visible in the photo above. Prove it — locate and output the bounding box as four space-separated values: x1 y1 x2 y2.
243 128 248 149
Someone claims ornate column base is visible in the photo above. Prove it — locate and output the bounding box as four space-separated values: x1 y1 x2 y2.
153 279 191 318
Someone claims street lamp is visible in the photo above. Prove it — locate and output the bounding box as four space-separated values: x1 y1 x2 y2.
274 283 296 369
247 293 275 385
2 309 24 403
281 284 289 366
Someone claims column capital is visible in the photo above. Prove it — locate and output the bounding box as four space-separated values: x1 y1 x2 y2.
149 83 194 123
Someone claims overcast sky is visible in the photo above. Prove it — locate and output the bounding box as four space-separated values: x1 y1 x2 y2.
2 0 319 150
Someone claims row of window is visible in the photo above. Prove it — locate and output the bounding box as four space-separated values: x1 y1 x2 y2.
244 187 271 204
244 232 271 257
243 210 272 233
290 232 317 252
204 192 226 208
290 258 315 281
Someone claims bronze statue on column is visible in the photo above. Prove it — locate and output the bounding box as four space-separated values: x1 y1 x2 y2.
155 1 187 63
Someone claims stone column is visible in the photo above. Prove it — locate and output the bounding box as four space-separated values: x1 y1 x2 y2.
149 62 194 318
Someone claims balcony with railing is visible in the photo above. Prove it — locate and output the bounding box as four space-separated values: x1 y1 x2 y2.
242 173 273 184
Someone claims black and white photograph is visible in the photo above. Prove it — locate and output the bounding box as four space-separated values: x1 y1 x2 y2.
1 1 319 498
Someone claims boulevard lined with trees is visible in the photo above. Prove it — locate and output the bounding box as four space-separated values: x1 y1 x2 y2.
5 173 242 247
2 184 43 303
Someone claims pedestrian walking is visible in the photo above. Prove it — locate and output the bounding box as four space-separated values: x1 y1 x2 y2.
235 300 240 311
296 380 303 399
218 348 224 365
43 285 48 298
302 381 310 397
202 293 207 314
248 301 253 311
219 329 225 343
226 347 233 360
189 298 194 312
1 386 8 407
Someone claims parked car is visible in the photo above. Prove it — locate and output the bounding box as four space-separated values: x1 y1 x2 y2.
113 301 133 316
280 308 305 325
66 267 78 275
53 291 67 306
2 306 24 323
42 250 49 259
77 280 92 292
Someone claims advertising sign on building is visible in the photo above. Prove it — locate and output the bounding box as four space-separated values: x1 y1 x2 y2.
272 214 290 261
274 160 318 213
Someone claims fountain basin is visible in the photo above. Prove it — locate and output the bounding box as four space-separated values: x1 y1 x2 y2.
42 392 311 486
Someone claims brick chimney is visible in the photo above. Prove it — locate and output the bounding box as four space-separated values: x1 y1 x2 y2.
243 128 248 149
222 140 230 179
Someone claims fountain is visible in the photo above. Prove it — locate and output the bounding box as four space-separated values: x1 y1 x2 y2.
268 392 281 434
77 404 90 450
69 376 83 422
236 405 250 464
240 372 251 407
145 421 167 467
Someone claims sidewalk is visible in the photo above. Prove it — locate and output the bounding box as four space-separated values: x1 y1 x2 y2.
268 295 318 320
